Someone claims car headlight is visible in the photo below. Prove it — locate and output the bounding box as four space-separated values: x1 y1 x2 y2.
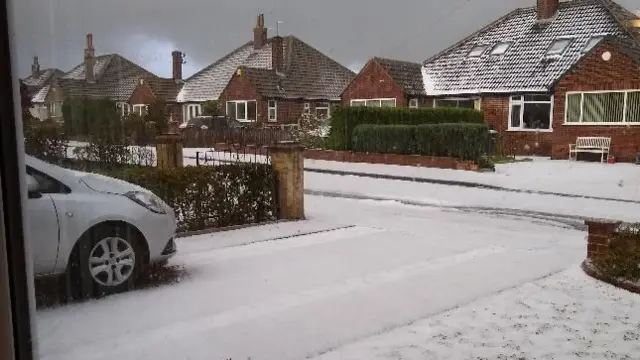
125 191 166 214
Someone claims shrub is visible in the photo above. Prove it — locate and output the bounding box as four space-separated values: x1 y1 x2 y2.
329 106 483 150
414 123 490 161
593 224 640 282
109 165 278 232
352 125 415 155
23 118 69 162
350 123 490 161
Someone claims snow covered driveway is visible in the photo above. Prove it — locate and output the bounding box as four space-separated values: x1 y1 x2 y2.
35 194 586 360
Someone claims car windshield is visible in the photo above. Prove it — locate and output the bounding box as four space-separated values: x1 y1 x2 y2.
4 1 640 360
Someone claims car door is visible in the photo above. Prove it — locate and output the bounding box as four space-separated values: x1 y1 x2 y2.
25 166 65 275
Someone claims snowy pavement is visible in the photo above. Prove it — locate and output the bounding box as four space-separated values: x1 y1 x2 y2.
35 194 587 360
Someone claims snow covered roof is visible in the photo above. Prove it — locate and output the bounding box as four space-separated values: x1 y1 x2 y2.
422 0 640 96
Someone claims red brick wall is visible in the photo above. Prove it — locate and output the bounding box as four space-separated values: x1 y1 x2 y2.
552 42 640 161
129 83 156 105
341 60 407 107
481 96 553 156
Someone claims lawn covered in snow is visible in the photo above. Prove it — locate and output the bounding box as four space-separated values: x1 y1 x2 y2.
314 266 640 360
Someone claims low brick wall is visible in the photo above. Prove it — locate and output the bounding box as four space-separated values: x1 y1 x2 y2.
304 149 479 171
583 220 640 294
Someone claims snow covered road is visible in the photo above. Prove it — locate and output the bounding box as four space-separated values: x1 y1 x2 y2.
35 194 586 360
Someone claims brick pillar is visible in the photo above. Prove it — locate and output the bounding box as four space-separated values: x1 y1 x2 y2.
585 219 621 259
270 144 305 220
156 134 183 169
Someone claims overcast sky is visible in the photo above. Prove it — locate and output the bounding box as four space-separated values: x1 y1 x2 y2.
10 0 640 78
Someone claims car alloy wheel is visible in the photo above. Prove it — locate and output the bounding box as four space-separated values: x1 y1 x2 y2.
88 236 136 287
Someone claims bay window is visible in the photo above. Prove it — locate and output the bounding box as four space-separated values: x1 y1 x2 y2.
48 101 63 118
565 90 640 124
185 103 201 120
116 102 130 116
226 100 257 122
268 100 277 122
508 95 553 131
350 98 396 107
132 104 148 116
303 102 311 115
315 102 330 119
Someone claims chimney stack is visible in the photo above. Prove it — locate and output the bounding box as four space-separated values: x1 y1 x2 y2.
253 14 267 50
84 33 95 83
172 50 183 80
537 0 559 21
31 56 40 78
272 36 284 73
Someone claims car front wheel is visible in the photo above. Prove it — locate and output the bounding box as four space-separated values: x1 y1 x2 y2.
67 223 145 299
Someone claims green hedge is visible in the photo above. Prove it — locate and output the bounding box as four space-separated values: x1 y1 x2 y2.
329 106 483 151
351 123 490 161
593 224 640 282
63 161 278 232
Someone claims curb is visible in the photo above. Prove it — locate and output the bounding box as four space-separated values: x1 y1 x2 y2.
304 167 640 205
581 260 640 294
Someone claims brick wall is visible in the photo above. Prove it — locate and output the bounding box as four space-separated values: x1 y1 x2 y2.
341 59 407 107
552 42 640 161
305 149 479 170
129 82 155 105
482 95 553 156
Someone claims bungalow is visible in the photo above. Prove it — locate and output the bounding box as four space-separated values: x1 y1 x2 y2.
21 57 65 121
340 57 432 109
178 14 355 126
421 0 640 160
58 33 157 116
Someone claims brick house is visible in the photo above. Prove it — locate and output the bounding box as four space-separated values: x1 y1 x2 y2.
341 57 431 109
58 33 158 117
21 57 65 121
179 14 355 126
421 0 640 160
129 51 185 125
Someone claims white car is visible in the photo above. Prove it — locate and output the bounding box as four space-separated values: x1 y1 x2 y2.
24 155 177 298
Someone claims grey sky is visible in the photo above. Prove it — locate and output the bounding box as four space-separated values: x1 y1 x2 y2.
11 0 640 78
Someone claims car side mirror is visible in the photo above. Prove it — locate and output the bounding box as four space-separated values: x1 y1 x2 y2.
26 175 41 198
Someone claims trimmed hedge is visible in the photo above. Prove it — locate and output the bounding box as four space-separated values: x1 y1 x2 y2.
593 223 640 282
351 123 490 161
62 161 278 232
329 106 484 151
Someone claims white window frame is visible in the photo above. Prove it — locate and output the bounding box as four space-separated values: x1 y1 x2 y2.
408 98 419 108
226 100 257 122
467 44 488 58
116 102 130 116
432 97 481 110
546 38 573 56
508 94 554 132
184 103 201 121
303 102 311 115
48 101 63 118
268 100 277 122
132 104 148 116
489 42 511 56
582 35 605 53
315 102 330 119
349 98 397 107
564 90 640 125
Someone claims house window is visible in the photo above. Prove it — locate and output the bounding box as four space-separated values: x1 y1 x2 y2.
583 36 604 53
37 105 48 119
546 38 573 56
116 102 130 116
315 102 330 119
132 104 148 116
565 90 640 124
408 98 419 108
508 95 553 131
350 98 396 107
268 100 277 122
303 102 311 115
467 45 488 58
226 100 257 122
433 98 480 110
185 104 201 120
48 101 63 117
490 42 510 56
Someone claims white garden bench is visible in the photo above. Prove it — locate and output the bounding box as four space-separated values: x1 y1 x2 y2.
569 137 611 163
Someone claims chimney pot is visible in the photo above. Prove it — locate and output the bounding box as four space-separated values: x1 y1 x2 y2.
172 50 183 80
537 0 559 21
